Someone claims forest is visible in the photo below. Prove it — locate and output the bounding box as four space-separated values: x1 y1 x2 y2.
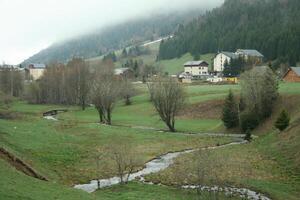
158 0 300 66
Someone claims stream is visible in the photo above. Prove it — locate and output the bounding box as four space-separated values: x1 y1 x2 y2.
43 115 270 199
74 140 271 199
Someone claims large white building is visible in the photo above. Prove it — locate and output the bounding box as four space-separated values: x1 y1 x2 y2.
213 52 238 72
184 61 209 77
213 49 264 72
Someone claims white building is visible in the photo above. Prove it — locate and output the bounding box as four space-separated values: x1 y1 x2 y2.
25 63 46 81
213 52 238 72
184 61 209 78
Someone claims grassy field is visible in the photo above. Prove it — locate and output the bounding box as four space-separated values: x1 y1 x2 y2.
144 88 300 200
95 182 240 200
0 159 239 200
1 82 300 199
155 53 215 75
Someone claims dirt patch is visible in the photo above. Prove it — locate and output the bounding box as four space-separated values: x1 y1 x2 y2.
0 147 48 181
254 95 300 135
178 99 224 119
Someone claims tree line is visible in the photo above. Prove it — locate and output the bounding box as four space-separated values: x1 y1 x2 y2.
0 67 24 98
222 66 282 140
159 0 300 66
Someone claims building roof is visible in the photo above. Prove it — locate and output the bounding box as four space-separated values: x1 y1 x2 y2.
290 67 300 76
221 51 239 59
236 49 264 57
28 63 46 69
184 60 208 67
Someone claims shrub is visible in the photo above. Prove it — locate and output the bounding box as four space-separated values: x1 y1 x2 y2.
275 110 290 131
240 111 260 132
244 129 252 141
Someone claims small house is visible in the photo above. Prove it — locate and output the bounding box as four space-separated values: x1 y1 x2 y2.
283 67 300 82
207 76 223 83
114 68 134 79
184 61 209 78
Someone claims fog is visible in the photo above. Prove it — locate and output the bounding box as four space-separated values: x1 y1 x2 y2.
0 0 224 64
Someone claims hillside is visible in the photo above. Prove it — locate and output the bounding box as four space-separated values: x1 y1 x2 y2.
22 11 202 65
158 0 300 66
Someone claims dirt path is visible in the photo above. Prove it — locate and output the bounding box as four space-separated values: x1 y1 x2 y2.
0 147 48 181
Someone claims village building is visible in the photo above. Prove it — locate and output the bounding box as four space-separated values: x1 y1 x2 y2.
114 68 134 79
236 49 264 64
213 49 264 73
184 61 209 78
25 63 46 81
283 67 300 82
213 52 238 72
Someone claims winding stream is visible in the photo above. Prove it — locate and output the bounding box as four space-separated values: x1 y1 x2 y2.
43 116 270 199
74 140 270 199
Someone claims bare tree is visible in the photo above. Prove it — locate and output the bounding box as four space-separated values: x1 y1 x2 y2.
148 77 186 132
92 60 122 125
121 78 135 105
66 58 91 110
107 137 142 184
0 67 23 97
240 66 278 131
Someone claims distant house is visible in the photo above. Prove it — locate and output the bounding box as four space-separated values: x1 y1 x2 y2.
236 49 264 64
213 52 238 72
25 63 46 81
283 67 300 82
178 72 193 83
207 76 223 83
184 61 209 78
114 68 134 79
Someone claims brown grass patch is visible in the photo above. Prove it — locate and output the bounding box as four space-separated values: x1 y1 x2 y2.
178 99 224 119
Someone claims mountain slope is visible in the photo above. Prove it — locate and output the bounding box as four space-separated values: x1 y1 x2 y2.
158 0 300 65
23 11 202 65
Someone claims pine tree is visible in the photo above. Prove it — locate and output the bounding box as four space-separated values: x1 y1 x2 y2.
275 110 290 131
222 90 239 129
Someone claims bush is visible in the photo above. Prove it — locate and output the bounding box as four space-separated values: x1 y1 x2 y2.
240 111 260 132
244 129 252 141
275 110 290 131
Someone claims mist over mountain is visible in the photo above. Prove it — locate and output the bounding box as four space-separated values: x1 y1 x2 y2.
22 10 205 65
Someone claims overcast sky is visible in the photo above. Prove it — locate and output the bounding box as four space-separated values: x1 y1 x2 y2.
0 0 223 65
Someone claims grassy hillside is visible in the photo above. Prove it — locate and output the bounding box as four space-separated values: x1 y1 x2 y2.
87 40 215 76
145 84 300 200
0 82 299 199
156 53 214 75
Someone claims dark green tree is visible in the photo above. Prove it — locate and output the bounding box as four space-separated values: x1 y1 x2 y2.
222 90 239 129
244 129 252 141
275 110 290 131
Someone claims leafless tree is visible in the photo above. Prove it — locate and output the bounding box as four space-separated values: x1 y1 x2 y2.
92 60 122 125
107 137 142 184
120 78 135 105
148 76 186 132
240 66 278 120
0 67 23 97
